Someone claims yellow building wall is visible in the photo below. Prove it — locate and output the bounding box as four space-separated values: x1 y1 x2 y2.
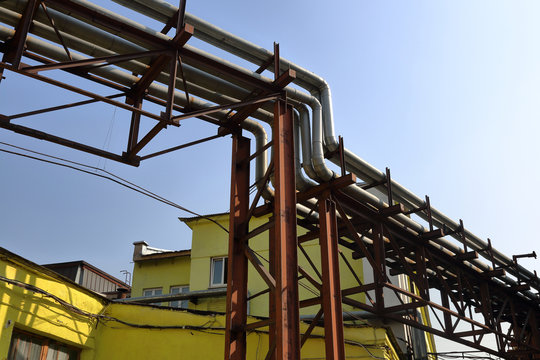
131 255 191 298
185 214 365 316
0 248 400 359
0 251 106 360
96 303 399 360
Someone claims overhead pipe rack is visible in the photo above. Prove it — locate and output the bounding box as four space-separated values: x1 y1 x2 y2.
1 0 540 358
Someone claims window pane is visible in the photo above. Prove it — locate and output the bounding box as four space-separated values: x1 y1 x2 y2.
47 343 77 360
212 258 223 285
170 287 180 295
8 333 43 360
28 341 41 360
170 286 189 308
11 336 27 360
143 288 162 297
180 286 189 309
9 331 79 360
45 348 57 360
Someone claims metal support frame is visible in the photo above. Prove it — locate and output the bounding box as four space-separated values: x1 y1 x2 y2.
225 134 250 360
2 1 540 359
272 99 300 359
2 0 40 67
318 191 345 360
329 188 540 359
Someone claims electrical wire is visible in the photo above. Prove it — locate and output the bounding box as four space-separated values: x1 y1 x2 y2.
97 106 117 170
0 141 228 233
0 274 224 333
1 274 392 356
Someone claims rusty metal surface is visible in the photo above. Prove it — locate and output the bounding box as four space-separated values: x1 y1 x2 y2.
318 192 345 360
272 100 300 359
225 134 250 360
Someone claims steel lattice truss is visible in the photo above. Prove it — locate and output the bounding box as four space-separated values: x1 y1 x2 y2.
1 1 540 359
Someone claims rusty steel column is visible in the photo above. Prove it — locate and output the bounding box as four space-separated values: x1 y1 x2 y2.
318 191 345 360
268 215 277 360
225 134 250 360
273 99 300 359
373 224 386 313
528 311 540 359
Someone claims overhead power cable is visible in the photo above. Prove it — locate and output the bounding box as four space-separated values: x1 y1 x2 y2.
0 141 228 233
1 275 390 354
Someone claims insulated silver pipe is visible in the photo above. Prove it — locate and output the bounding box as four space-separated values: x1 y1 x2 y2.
293 110 317 191
295 103 320 183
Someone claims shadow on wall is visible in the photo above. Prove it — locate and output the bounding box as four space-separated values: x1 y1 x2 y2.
0 251 104 359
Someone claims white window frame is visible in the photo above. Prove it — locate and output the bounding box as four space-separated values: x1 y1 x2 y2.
142 287 162 297
169 285 190 309
210 256 227 288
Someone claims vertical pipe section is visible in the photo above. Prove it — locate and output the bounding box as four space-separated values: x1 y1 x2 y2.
225 134 250 360
318 191 345 360
273 99 300 359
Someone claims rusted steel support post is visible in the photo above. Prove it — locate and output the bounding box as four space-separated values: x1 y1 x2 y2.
126 100 142 153
373 224 386 313
440 289 453 333
225 134 250 360
318 191 345 360
528 311 540 359
273 99 300 359
164 50 178 120
415 246 430 301
267 215 276 360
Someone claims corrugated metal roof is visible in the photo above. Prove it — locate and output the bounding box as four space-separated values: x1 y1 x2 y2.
43 260 130 289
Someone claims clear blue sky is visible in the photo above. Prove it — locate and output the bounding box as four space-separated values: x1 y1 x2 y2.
1 0 540 339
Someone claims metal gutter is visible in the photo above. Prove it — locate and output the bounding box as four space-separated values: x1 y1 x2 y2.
116 288 227 304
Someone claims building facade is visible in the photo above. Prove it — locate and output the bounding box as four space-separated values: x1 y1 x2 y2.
129 213 437 358
0 247 403 359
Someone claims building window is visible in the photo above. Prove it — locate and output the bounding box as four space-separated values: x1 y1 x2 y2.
210 257 227 287
169 285 189 308
8 329 80 360
142 287 162 297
